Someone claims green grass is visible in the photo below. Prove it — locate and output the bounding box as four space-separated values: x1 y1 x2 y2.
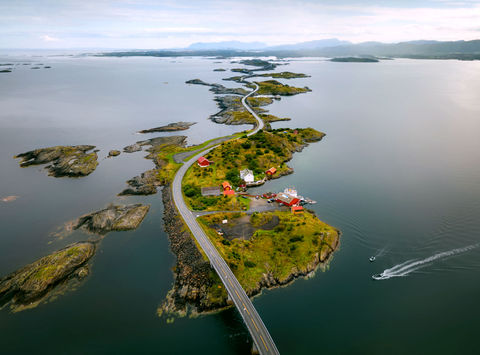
182 128 324 211
258 72 310 79
255 80 311 96
199 210 339 293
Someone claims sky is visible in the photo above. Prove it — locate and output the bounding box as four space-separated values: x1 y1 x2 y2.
1 0 480 49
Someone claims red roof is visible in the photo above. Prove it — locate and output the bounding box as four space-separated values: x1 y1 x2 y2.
276 194 300 206
266 167 277 175
197 156 210 167
221 181 232 190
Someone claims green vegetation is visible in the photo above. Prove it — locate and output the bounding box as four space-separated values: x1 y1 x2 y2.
228 110 257 124
259 72 310 79
255 80 311 96
181 184 249 211
260 114 291 123
247 96 274 107
182 128 324 210
199 210 339 293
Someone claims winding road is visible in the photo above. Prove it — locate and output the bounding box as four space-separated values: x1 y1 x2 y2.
171 82 279 354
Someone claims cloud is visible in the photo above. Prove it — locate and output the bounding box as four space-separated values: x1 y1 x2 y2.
1 0 479 48
142 27 213 33
40 35 60 42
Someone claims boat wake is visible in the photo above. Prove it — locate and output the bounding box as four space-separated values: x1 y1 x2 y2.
372 243 479 280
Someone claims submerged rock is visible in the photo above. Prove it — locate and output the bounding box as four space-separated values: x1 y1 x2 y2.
108 150 121 157
74 204 150 235
15 145 98 177
119 169 159 195
0 242 95 312
139 121 196 134
123 143 142 153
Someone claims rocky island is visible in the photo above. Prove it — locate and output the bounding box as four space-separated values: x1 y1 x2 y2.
330 57 379 62
139 121 196 134
0 242 95 312
15 145 99 177
74 204 150 235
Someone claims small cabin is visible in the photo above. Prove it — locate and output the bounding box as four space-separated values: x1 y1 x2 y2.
266 167 277 176
197 156 210 167
221 181 232 191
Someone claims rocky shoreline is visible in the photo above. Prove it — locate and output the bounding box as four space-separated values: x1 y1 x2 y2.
158 185 226 317
158 183 340 318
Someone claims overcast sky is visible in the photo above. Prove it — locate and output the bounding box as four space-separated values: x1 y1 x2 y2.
1 0 480 49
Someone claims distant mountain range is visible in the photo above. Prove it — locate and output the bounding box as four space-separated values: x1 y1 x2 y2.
187 41 267 50
187 38 351 51
103 39 480 60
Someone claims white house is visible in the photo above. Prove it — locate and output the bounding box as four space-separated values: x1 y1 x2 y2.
240 168 254 184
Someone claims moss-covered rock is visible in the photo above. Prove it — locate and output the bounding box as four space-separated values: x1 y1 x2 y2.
14 145 98 177
0 242 95 312
74 204 150 235
139 122 196 134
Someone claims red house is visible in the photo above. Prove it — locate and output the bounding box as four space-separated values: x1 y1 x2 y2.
221 181 232 191
197 156 210 167
266 167 277 176
276 193 300 206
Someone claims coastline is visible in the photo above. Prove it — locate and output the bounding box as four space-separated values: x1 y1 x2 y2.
159 183 340 317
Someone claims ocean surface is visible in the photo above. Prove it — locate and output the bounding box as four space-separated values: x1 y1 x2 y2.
1 53 479 354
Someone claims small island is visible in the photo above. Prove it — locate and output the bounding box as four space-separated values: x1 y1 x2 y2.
254 80 311 96
15 145 99 177
259 71 310 79
0 242 96 312
139 121 196 134
74 204 150 235
330 57 379 62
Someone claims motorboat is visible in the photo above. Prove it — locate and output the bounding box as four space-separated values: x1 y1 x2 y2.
369 256 376 262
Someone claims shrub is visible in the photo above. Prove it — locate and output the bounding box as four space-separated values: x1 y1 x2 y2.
289 235 304 243
183 184 200 197
244 260 256 268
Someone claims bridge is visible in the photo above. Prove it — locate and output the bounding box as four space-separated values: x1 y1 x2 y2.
171 82 279 354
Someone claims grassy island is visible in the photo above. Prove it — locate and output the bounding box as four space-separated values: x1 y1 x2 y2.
182 128 324 211
254 80 311 96
259 72 310 79
199 210 340 294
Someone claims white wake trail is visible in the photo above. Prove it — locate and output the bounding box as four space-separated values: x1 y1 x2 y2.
372 243 479 280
